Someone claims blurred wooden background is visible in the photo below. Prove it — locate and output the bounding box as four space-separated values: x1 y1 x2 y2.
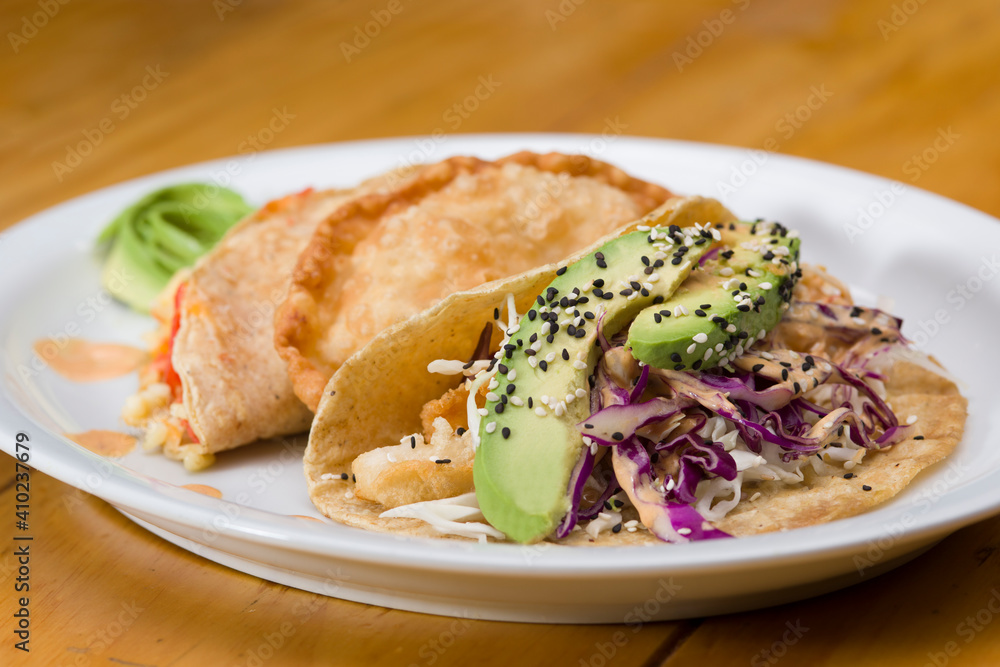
2 0 999 665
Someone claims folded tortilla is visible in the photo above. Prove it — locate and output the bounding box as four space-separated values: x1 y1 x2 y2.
126 172 405 464
274 151 673 412
303 196 967 544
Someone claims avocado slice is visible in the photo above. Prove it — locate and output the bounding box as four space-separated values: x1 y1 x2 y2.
473 224 714 543
626 221 800 372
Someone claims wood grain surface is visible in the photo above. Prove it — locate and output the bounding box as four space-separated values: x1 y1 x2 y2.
2 0 999 665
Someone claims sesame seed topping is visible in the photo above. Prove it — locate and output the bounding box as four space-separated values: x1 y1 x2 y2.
485 422 497 434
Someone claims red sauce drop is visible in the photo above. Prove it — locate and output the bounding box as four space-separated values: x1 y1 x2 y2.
64 430 137 456
34 338 146 382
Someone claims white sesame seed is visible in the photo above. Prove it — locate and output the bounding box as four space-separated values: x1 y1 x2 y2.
528 357 538 368
535 407 547 417
648 273 660 283
749 492 761 502
747 269 761 278
486 392 500 402
726 324 737 333
624 520 639 528
478 408 489 416
692 332 708 343
565 393 575 404
715 343 724 352
758 329 765 339
573 360 588 370
575 388 587 398
590 442 598 455
510 396 524 406
759 282 772 290
643 282 653 291
507 369 516 381
637 224 651 231
488 378 499 390
531 341 542 352
906 415 918 425
545 352 556 363
720 267 734 277
627 526 637 533
674 304 689 317
485 422 497 433
703 348 713 361
541 322 552 335
686 343 697 355
677 527 692 535
555 402 566 417
654 251 667 260
506 324 520 335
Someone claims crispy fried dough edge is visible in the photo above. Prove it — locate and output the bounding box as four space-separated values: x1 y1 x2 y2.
273 151 673 412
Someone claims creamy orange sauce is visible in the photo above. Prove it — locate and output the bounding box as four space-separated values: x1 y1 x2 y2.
65 430 137 457
290 514 323 522
34 338 147 382
182 484 223 499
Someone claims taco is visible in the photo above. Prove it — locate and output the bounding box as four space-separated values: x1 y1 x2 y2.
121 172 406 469
303 196 966 544
274 151 673 412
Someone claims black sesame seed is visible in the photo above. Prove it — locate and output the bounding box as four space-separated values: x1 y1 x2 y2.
340 473 349 480
914 435 925 440
692 360 703 370
630 281 641 291
843 473 854 479
504 344 516 351
593 278 605 288
850 306 863 317
584 311 595 319
595 252 605 260
352 474 356 483
712 315 726 325
602 292 614 300
738 331 749 339
506 384 516 395
499 363 509 374
435 459 451 464
671 257 683 265
862 485 872 491
640 288 650 297
562 348 570 361
641 256 650 266
620 289 633 297
721 250 734 259
644 266 654 275
539 360 548 371
752 364 764 372
654 313 662 323
737 304 749 312
559 297 570 308
660 309 671 317
670 352 682 362
653 259 665 268
495 403 505 413
612 432 624 441
457 427 466 436
493 307 500 320
604 500 613 510
871 327 882 335
547 334 556 343
567 324 578 336
793 381 802 394
528 397 533 408
410 436 416 448
695 309 707 317
556 266 567 276
592 288 605 298
700 303 711 309
536 295 545 306
584 423 594 429
574 329 586 338
525 349 536 356
596 259 607 269
502 427 511 439
781 368 789 381
612 523 622 534
674 363 685 370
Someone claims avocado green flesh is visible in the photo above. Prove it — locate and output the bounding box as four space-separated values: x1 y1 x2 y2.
99 183 253 312
474 227 713 543
627 221 800 372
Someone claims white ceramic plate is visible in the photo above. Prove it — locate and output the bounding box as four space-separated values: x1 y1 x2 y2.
1 135 998 623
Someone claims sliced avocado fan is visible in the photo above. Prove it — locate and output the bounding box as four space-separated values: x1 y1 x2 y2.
98 183 253 312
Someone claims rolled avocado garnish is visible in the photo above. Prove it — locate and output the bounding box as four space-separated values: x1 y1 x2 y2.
98 183 253 312
473 224 714 544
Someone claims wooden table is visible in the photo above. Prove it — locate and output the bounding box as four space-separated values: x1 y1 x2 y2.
2 0 999 664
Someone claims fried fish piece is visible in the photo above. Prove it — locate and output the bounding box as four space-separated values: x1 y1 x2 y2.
274 151 672 412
